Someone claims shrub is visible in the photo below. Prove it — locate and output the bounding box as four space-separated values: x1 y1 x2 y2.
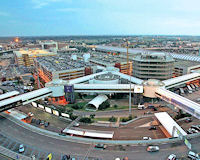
79 117 92 123
90 114 95 119
99 100 110 110
70 114 78 120
109 116 117 122
71 104 83 110
114 104 118 109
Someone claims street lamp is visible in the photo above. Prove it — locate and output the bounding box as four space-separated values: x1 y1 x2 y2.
123 38 132 115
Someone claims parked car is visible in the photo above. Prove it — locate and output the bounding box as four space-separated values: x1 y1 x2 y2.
152 107 158 111
190 128 198 133
167 154 177 160
73 122 80 127
147 105 154 109
19 144 25 153
44 122 50 127
36 119 41 125
149 126 157 130
185 118 192 123
31 118 36 123
187 129 193 134
28 112 34 117
40 120 45 125
146 146 159 152
138 104 145 110
143 137 152 140
62 154 71 160
94 144 107 150
188 151 200 160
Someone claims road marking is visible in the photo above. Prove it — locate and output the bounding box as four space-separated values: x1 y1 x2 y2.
1 138 8 146
6 140 13 148
11 142 17 150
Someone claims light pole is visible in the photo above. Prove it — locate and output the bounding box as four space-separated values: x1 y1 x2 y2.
124 38 132 115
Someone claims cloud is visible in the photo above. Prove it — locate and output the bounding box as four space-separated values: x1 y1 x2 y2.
31 0 65 9
171 0 200 12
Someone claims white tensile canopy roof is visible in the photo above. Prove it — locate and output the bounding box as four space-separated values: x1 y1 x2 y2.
88 94 108 110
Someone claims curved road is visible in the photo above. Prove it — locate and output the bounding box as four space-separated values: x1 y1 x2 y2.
0 115 199 160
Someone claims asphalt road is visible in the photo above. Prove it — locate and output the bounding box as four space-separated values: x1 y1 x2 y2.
0 154 12 160
0 115 200 160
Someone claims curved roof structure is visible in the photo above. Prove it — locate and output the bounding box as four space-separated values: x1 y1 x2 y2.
87 94 108 110
170 53 200 62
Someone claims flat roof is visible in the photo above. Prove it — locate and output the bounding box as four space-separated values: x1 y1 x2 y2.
14 49 56 57
155 112 187 137
174 60 200 68
8 109 27 120
36 53 94 72
96 45 200 63
62 127 114 139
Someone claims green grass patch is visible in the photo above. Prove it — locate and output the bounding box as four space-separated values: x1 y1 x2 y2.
98 105 137 111
93 117 110 121
65 102 88 111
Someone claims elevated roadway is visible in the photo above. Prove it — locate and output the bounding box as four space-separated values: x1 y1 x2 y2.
162 72 200 89
155 87 200 119
0 88 52 112
74 84 135 93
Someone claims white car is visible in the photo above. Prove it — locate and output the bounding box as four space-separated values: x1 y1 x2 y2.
147 146 159 152
73 122 80 127
143 137 152 140
188 151 200 160
167 154 176 160
19 144 25 153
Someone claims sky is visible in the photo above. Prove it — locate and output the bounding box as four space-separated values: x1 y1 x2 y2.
1 0 200 36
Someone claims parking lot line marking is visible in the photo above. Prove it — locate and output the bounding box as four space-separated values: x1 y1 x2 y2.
23 146 28 155
30 148 35 156
11 142 17 150
1 138 8 146
7 141 13 148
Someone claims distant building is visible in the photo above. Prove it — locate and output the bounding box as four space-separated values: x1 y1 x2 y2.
132 52 174 80
14 49 56 67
